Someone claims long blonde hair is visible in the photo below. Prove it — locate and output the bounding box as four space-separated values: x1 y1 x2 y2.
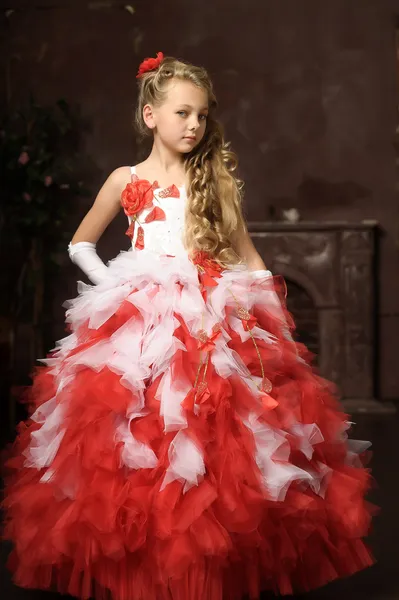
135 55 246 265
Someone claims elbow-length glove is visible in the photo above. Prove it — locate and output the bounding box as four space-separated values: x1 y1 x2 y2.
68 241 109 285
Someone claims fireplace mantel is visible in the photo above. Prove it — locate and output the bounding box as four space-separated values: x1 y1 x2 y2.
247 220 394 414
248 220 378 232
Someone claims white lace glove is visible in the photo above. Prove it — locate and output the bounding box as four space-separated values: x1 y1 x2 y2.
68 241 109 285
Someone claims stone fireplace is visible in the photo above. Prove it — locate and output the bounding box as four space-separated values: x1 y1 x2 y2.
285 278 319 362
248 220 393 414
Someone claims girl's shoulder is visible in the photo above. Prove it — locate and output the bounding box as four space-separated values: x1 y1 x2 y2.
108 165 133 184
105 165 133 196
94 167 132 209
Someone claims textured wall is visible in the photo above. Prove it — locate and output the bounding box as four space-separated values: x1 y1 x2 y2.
1 0 399 399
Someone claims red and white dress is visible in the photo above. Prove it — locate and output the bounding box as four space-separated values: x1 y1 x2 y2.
3 166 374 600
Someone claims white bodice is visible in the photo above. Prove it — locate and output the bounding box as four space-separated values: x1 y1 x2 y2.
128 165 187 256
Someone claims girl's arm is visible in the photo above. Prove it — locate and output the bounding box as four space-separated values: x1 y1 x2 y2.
68 166 130 284
71 166 130 244
231 223 269 275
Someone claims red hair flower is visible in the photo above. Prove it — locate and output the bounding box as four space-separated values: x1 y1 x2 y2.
136 52 164 78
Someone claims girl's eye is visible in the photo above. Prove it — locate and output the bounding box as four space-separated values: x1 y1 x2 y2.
199 114 207 121
177 111 187 117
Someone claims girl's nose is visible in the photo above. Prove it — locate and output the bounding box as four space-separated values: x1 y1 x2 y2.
189 118 200 131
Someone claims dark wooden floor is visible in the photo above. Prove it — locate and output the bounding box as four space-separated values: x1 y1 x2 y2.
1 413 398 599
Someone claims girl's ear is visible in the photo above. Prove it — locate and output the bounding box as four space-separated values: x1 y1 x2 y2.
143 104 156 130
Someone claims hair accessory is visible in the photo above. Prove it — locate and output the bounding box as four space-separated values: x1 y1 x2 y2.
136 52 164 78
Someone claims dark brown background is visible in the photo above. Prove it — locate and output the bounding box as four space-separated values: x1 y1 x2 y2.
1 0 399 402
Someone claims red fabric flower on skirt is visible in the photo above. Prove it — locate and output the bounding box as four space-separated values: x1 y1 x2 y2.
236 306 258 331
197 324 222 352
191 251 223 287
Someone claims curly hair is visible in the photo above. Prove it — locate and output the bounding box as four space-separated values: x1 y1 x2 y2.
134 55 247 266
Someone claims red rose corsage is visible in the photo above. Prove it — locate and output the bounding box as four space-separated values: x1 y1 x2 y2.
121 176 166 250
121 177 154 217
136 52 164 78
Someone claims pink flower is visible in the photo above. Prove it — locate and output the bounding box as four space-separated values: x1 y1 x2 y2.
44 175 53 187
23 192 32 202
18 151 30 165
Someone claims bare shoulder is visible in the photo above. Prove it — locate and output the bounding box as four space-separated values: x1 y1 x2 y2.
107 166 132 191
92 165 132 210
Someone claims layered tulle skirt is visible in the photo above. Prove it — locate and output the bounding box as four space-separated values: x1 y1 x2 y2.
3 249 374 599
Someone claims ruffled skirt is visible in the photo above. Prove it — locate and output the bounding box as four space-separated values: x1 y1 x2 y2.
2 249 374 599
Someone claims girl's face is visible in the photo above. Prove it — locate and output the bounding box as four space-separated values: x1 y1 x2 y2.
145 79 209 154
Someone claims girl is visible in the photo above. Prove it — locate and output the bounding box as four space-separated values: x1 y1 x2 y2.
3 53 374 600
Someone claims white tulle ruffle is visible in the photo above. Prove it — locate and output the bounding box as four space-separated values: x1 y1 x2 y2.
23 249 367 502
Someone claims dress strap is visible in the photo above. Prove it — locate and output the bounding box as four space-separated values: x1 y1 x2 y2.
130 165 136 176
